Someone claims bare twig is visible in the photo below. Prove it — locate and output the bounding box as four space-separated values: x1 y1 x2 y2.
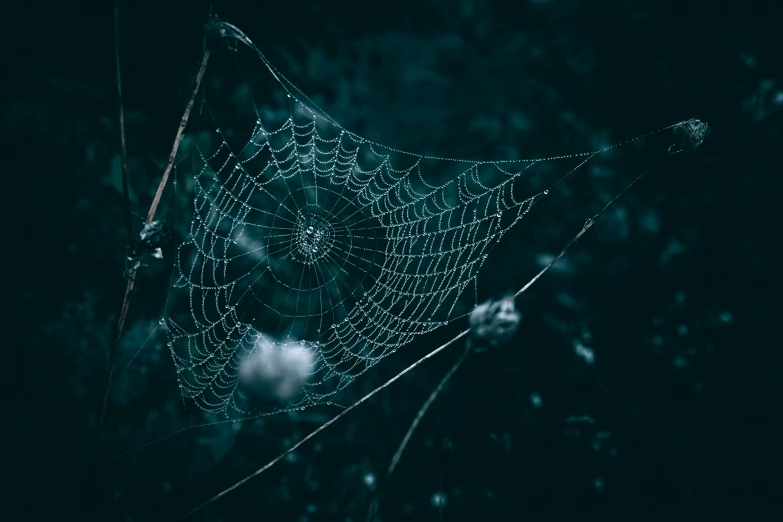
95 28 212 448
146 49 211 223
388 344 471 476
366 338 473 522
96 276 135 435
115 0 132 243
93 0 136 450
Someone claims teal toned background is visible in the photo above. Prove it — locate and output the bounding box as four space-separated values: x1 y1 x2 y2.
7 0 780 520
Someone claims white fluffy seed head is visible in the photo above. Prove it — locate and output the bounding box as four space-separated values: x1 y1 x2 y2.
469 295 521 346
238 335 315 403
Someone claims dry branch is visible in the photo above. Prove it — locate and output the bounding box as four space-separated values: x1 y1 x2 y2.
95 46 211 447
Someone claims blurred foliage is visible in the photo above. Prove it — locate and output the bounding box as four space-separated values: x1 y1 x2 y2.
9 0 781 521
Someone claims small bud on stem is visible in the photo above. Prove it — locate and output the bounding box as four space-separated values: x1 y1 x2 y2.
671 118 708 152
139 219 171 251
469 295 521 347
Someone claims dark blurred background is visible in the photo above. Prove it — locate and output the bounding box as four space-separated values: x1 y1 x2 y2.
7 0 782 521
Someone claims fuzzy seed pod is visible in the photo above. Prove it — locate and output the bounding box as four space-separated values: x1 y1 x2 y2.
469 295 521 346
139 220 171 250
238 335 315 403
671 119 708 152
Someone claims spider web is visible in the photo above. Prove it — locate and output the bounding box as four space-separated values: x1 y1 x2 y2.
162 22 684 417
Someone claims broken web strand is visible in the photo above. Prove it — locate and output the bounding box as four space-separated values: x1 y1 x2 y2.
162 20 699 421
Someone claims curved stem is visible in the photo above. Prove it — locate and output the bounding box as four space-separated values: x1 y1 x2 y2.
95 44 211 449
366 338 473 522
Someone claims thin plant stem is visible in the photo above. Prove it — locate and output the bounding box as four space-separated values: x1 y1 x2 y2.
115 0 132 243
95 0 133 449
95 46 211 448
147 53 211 223
366 338 473 522
389 341 471 476
85 30 215 513
513 155 667 300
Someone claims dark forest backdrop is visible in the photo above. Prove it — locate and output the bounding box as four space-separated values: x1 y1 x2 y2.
7 0 782 521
